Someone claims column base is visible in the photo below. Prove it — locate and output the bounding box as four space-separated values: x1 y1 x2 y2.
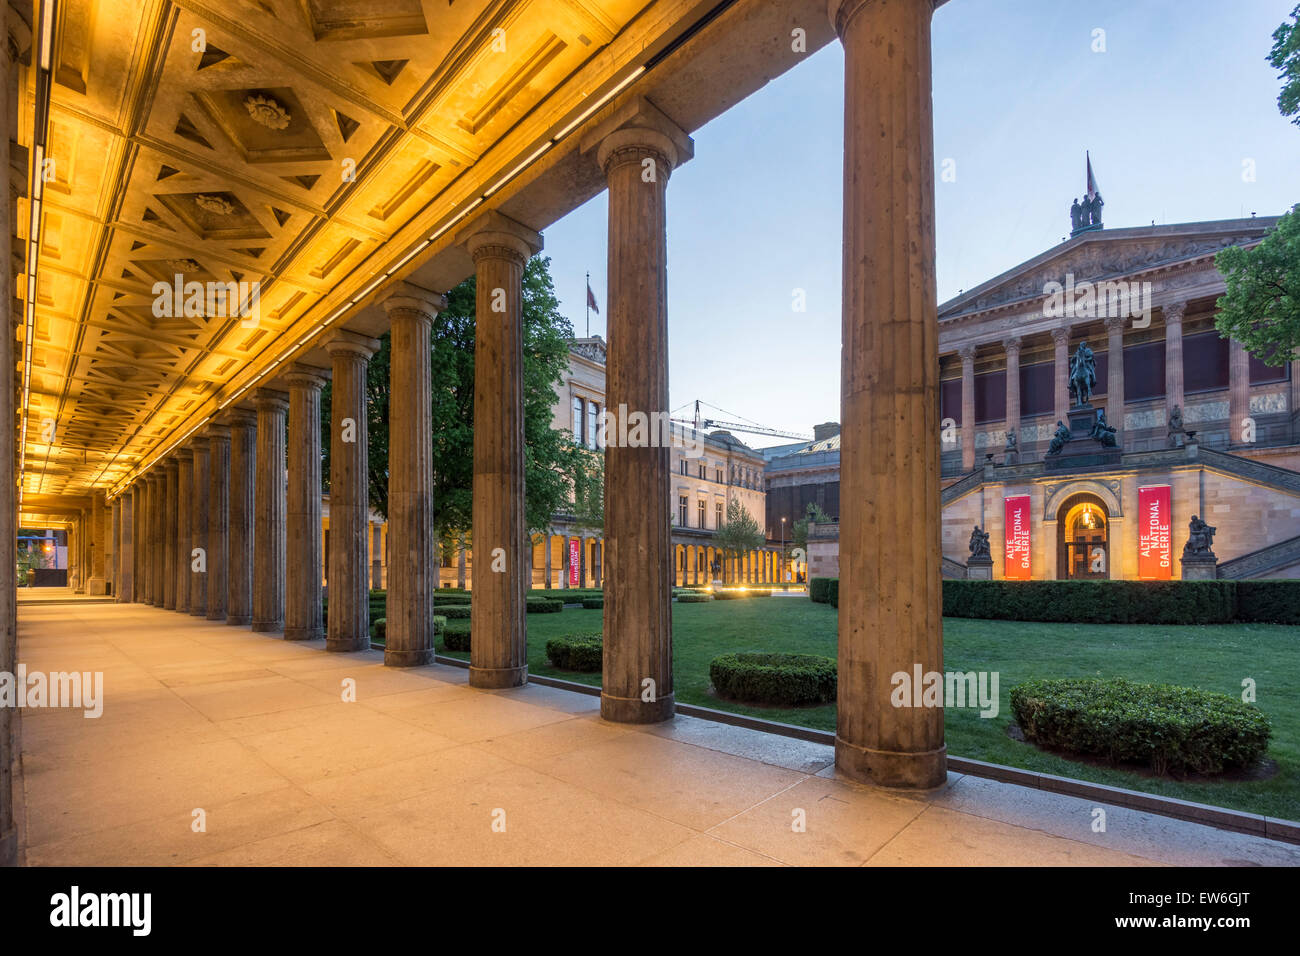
227 615 251 626
206 609 227 622
284 626 322 641
834 736 948 790
600 691 675 724
326 636 371 653
189 607 206 617
251 619 282 633
385 647 434 667
469 664 528 689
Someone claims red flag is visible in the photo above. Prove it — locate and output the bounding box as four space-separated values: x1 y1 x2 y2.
1085 152 1098 200
586 280 599 315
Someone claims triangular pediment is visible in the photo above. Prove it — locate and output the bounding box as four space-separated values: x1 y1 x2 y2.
939 217 1279 320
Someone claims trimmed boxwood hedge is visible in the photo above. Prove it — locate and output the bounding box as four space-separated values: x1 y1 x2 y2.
811 577 1300 624
546 633 603 671
676 593 712 603
439 604 471 619
433 615 446 633
581 596 603 609
373 618 385 640
526 597 563 613
709 653 837 707
442 619 471 651
1010 677 1271 775
432 593 472 605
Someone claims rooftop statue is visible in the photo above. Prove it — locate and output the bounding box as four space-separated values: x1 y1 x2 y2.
1070 198 1084 233
1069 341 1097 406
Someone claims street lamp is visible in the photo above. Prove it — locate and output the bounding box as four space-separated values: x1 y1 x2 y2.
780 516 786 586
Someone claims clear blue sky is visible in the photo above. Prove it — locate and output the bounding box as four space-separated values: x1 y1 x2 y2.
540 0 1300 447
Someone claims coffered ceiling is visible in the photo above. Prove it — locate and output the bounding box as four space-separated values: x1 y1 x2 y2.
17 0 835 527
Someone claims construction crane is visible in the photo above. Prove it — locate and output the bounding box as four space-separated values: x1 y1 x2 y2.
671 400 812 442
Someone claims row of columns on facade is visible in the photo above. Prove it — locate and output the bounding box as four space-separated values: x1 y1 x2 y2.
954 303 1256 470
104 0 937 788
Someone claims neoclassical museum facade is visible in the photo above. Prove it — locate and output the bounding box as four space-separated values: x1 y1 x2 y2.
800 214 1300 582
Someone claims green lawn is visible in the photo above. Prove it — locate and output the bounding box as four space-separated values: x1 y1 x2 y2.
435 595 1300 820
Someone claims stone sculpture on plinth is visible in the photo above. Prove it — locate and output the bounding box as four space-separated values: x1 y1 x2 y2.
966 524 993 580
1180 514 1218 580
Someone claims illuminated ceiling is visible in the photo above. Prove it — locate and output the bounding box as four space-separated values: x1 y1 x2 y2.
18 0 834 527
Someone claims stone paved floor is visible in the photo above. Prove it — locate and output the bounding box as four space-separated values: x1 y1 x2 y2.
14 603 1300 866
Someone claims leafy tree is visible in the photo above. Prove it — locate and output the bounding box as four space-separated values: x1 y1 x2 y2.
321 255 579 540
714 497 764 584
1214 205 1300 366
1270 4 1300 126
566 446 604 533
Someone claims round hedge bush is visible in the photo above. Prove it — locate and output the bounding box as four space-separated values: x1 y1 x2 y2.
442 619 471 651
581 596 603 609
373 618 386 640
526 597 563 614
546 633 603 671
712 589 749 600
439 604 471 619
1010 677 1271 775
433 614 446 633
709 653 837 706
676 593 712 603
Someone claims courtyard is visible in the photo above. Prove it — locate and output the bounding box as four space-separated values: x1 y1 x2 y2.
14 599 1300 867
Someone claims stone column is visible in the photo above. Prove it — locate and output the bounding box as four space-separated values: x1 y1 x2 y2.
383 288 445 665
89 493 108 595
117 491 134 603
190 438 210 616
371 525 384 591
460 213 541 686
161 462 178 609
109 498 120 595
285 366 326 641
1229 339 1251 446
543 536 552 588
175 450 192 613
206 425 231 621
831 0 945 788
958 345 976 471
1104 314 1126 447
588 100 691 723
253 389 288 632
147 477 162 605
1164 301 1186 417
0 31 14 867
1052 327 1071 422
227 409 257 625
1003 336 1021 446
456 542 467 590
130 486 142 601
326 334 379 651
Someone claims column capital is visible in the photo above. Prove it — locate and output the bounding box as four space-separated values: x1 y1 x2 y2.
1050 327 1071 346
188 435 209 453
1103 314 1128 332
581 97 693 178
253 387 289 413
324 329 381 360
1001 336 1022 357
282 364 328 391
957 343 977 363
160 458 178 473
205 423 232 443
382 282 447 323
221 406 258 429
1163 301 1187 326
828 0 936 38
173 447 192 462
456 208 542 265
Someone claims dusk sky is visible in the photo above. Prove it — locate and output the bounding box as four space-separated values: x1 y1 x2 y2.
540 0 1300 447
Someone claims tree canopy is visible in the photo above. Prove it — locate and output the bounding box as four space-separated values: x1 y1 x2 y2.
1270 4 1300 126
713 497 765 583
322 254 596 540
1214 204 1300 366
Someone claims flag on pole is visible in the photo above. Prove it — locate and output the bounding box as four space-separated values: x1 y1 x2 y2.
1085 152 1098 200
586 279 600 315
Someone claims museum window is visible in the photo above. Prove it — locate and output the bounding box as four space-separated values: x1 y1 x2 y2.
1183 331 1229 394
680 459 687 476
1249 352 1289 385
1019 362 1055 417
698 463 705 479
1123 340 1166 402
697 499 705 528
974 370 1006 424
572 396 583 445
678 496 687 526
716 502 723 529
586 400 598 449
940 378 962 424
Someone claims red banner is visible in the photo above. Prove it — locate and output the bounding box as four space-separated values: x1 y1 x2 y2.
568 538 580 586
1138 485 1172 580
1004 495 1032 579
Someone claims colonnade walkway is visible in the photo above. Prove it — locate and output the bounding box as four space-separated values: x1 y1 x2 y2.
14 603 1299 866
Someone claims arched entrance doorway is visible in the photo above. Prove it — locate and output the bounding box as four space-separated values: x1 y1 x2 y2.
1057 493 1110 579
